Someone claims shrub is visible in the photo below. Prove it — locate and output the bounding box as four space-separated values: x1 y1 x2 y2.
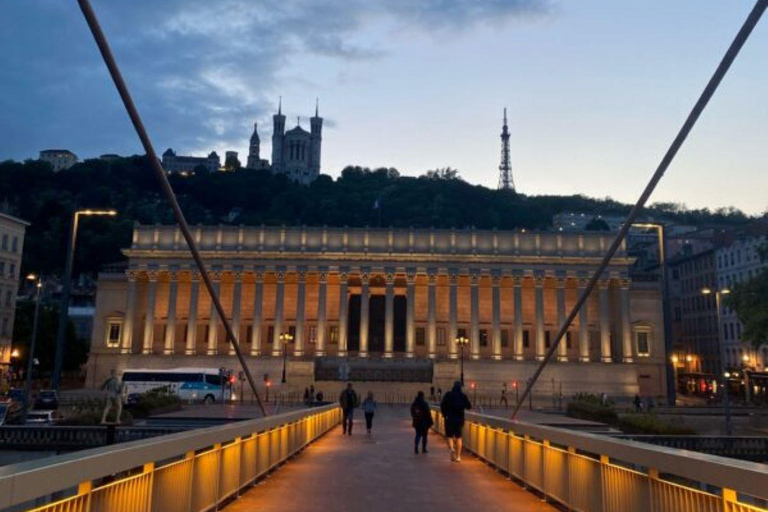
566 401 618 424
63 398 133 426
618 414 696 435
127 387 181 419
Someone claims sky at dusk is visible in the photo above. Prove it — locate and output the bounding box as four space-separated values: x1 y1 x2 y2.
2 1 767 214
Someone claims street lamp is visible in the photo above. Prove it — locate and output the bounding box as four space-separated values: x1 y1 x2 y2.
10 349 20 384
702 286 731 435
52 209 117 390
455 336 469 385
632 222 675 405
22 274 43 423
280 332 294 384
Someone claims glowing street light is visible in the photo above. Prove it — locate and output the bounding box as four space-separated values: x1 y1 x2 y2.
52 209 118 389
702 286 731 435
280 332 294 384
22 274 43 423
455 336 470 385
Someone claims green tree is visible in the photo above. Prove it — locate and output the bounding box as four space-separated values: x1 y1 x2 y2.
585 217 610 231
12 300 86 373
727 243 768 348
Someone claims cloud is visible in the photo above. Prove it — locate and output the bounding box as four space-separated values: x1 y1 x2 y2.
0 0 548 161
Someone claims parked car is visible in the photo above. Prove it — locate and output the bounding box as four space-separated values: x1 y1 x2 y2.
25 410 64 425
0 401 23 425
33 390 59 410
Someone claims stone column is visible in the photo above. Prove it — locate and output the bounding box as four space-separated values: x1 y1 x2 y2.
359 269 370 358
163 272 178 355
229 271 243 356
185 272 199 355
142 272 158 355
272 269 286 356
295 269 306 357
470 271 480 360
406 271 416 358
448 271 458 359
578 278 590 362
513 276 524 361
491 272 502 360
121 270 138 354
599 280 612 362
316 270 328 356
338 269 349 357
427 270 437 359
207 273 220 356
620 279 633 363
535 276 545 361
556 278 568 362
250 269 263 356
384 270 395 358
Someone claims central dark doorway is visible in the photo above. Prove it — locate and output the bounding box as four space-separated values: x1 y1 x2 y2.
347 294 408 355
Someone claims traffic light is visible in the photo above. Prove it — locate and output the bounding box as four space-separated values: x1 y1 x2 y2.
470 382 476 389
512 381 518 389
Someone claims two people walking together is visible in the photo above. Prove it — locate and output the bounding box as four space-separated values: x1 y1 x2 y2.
339 383 378 435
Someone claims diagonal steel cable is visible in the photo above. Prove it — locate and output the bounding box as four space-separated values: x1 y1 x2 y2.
76 0 267 416
512 0 768 420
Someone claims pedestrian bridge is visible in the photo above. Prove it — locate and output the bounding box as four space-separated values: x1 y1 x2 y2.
1 405 766 512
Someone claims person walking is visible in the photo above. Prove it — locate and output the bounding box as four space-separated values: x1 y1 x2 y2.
362 391 377 435
339 382 359 436
633 394 643 413
430 386 436 402
500 384 508 408
440 380 471 462
411 391 434 454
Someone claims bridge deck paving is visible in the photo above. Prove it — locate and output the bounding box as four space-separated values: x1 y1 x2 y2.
227 405 557 512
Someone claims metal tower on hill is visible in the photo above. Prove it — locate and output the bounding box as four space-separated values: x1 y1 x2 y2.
497 108 515 191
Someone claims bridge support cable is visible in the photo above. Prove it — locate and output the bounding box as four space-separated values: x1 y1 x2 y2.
511 0 768 420
76 0 267 416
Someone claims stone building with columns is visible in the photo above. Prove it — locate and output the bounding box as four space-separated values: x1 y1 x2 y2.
86 225 667 398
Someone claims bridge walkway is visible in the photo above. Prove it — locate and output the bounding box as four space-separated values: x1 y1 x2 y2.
227 406 556 512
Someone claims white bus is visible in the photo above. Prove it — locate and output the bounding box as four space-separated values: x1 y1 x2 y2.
121 368 233 404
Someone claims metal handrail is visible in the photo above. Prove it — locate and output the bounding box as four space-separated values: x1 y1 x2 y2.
432 407 768 510
0 404 340 510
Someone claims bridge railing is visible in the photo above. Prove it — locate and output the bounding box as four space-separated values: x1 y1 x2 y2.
0 404 340 512
431 408 768 512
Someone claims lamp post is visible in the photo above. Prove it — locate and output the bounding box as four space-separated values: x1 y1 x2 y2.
455 336 469 385
52 209 117 390
671 354 679 395
280 332 294 384
702 286 731 435
633 222 675 405
10 348 20 385
21 274 43 423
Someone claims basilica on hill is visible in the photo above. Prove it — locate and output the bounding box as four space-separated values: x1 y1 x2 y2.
163 99 323 185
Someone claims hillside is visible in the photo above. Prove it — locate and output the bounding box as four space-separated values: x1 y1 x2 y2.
0 157 754 278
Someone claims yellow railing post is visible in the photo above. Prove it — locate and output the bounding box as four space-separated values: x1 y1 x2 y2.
542 439 550 502
567 446 576 508
185 451 195 512
723 488 737 512
77 480 93 512
212 443 222 512
143 462 155 512
599 454 610 512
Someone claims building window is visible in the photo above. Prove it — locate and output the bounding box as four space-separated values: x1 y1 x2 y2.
436 327 446 346
415 327 426 346
1 317 8 336
246 325 253 343
9 263 15 277
1 234 7 250
566 331 572 349
328 325 339 344
457 328 467 338
266 325 274 344
105 322 121 348
11 237 18 253
308 325 318 344
501 330 510 348
522 330 530 349
544 331 551 348
479 329 488 347
635 330 650 357
4 290 10 308
0 262 4 275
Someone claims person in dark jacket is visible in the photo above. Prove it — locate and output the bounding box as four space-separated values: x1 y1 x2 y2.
338 383 359 436
440 380 471 462
411 391 434 454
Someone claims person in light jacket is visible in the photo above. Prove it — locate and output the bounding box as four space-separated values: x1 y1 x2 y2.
362 391 378 435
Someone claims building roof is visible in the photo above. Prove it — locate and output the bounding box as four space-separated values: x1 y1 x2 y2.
0 211 30 227
40 149 77 156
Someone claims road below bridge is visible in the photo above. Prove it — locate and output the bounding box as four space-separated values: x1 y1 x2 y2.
228 405 555 512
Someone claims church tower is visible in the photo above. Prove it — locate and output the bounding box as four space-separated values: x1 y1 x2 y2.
271 98 286 174
309 98 323 178
246 122 261 169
